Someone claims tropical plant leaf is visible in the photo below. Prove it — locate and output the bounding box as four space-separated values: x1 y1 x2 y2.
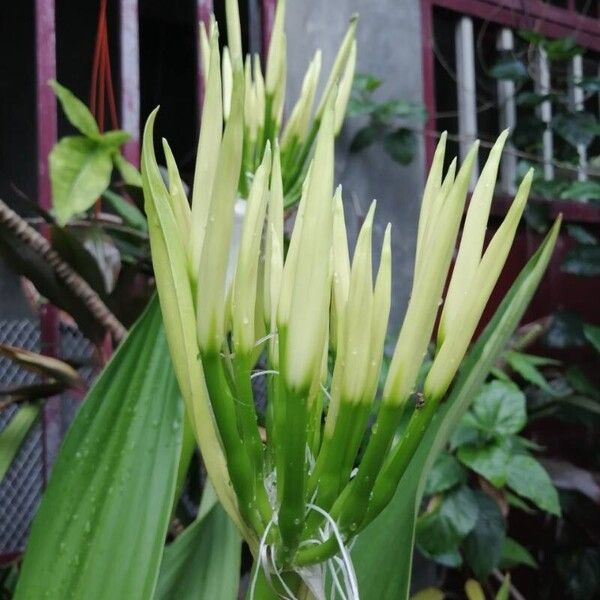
50 136 114 225
469 379 527 435
49 80 100 139
15 297 183 600
351 220 560 599
154 484 241 600
506 455 561 516
463 491 506 579
424 453 467 495
500 536 537 569
583 323 600 354
383 128 416 165
102 189 148 232
0 405 40 482
458 441 511 487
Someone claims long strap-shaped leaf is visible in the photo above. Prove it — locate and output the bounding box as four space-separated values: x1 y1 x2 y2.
154 484 241 600
350 219 560 600
15 297 182 600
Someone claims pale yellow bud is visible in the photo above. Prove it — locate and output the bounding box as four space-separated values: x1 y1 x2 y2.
334 40 357 135
222 47 233 121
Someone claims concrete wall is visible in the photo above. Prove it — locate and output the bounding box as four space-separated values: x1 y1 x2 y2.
285 0 425 333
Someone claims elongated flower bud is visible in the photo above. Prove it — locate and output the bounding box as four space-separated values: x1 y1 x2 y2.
265 0 286 94
199 19 211 83
196 67 245 354
222 47 233 121
364 223 392 400
425 169 532 398
340 201 375 402
264 144 284 330
253 54 266 125
383 142 479 405
191 26 223 277
232 145 271 354
334 40 357 135
330 186 351 353
281 51 322 152
161 138 191 257
315 15 358 119
283 103 335 392
225 0 242 66
439 130 509 342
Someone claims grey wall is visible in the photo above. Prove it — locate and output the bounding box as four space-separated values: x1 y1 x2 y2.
285 0 425 333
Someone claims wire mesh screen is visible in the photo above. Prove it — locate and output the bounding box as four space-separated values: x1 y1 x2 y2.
0 318 97 558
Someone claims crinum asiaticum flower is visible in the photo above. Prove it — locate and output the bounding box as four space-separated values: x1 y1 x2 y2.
141 4 555 576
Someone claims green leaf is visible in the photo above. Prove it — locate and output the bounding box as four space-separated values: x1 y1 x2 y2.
470 380 527 435
552 112 599 149
416 486 478 556
566 224 597 245
458 441 511 487
347 96 378 117
351 221 560 599
545 310 587 348
566 366 600 400
579 76 600 93
543 37 582 61
515 92 555 107
102 189 148 232
50 136 114 225
49 80 99 138
383 128 416 165
463 491 506 579
424 453 467 495
505 351 554 393
495 574 511 600
489 57 528 82
500 537 537 569
0 405 40 482
560 181 600 201
50 225 108 295
350 125 379 152
15 298 183 600
113 153 143 187
506 455 561 515
583 323 600 353
154 485 241 600
100 130 131 149
353 73 382 93
562 245 600 276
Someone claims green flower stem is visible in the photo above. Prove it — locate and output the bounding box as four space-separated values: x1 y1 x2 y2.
261 95 276 157
232 352 272 524
277 383 309 565
303 402 355 537
202 353 265 533
333 402 404 533
339 402 372 482
307 387 323 458
294 396 442 566
364 393 441 525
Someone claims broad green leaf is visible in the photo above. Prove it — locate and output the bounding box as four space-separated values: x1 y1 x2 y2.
566 366 600 401
351 220 560 600
545 311 587 348
543 37 582 60
458 441 511 487
463 491 506 579
49 80 99 138
469 380 527 435
100 130 131 149
561 181 600 201
552 112 599 149
102 189 148 231
562 245 600 277
0 405 40 482
505 351 553 393
416 486 478 556
500 536 537 569
353 73 382 93
424 453 467 495
566 224 597 245
113 153 143 187
383 128 416 165
489 57 528 81
155 488 241 600
506 455 561 516
15 298 183 600
583 323 600 354
50 136 114 225
350 125 379 152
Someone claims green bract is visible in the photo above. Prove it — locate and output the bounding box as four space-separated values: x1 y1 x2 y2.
141 13 547 580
